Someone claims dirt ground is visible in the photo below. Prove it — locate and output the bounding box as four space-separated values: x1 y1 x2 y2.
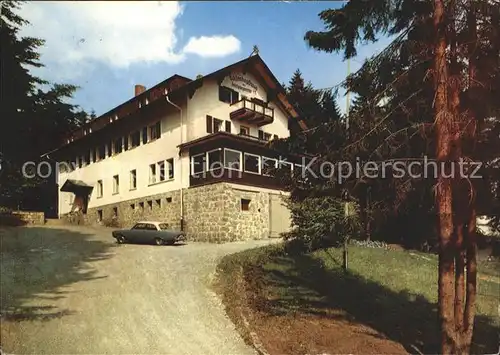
0 225 276 354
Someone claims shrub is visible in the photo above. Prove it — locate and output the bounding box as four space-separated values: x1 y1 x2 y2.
0 206 12 214
283 196 362 253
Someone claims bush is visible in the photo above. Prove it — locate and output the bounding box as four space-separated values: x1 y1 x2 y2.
283 196 362 253
0 206 12 214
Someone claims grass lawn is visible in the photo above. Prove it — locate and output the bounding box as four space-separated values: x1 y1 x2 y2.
216 244 499 354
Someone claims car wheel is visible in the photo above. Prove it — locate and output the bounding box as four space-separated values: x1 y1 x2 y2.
116 235 126 244
154 238 164 246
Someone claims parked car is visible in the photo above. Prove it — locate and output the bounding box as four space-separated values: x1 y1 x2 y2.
112 221 186 246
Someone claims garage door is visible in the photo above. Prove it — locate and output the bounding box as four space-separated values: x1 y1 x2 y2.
269 194 292 238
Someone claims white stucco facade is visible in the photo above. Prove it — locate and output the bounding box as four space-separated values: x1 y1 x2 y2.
56 62 293 217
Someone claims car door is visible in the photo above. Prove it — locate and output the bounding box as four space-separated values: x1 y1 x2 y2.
129 223 146 243
144 223 158 243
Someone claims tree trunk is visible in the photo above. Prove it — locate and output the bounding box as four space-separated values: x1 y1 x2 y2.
433 0 457 353
460 2 479 352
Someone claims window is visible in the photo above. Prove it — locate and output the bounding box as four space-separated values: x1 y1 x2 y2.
131 131 140 148
213 118 223 133
158 161 165 182
130 170 137 190
91 149 97 163
98 145 105 161
241 199 251 211
206 115 225 134
207 149 222 171
159 223 169 230
130 203 135 210
97 210 103 222
273 134 279 140
224 149 242 171
244 153 260 174
96 180 103 198
113 175 119 194
166 197 172 203
225 121 231 133
240 126 250 136
113 207 118 218
81 155 87 167
114 137 123 154
147 200 153 210
219 86 239 104
166 158 174 179
132 223 145 230
145 223 156 230
107 142 112 157
155 199 161 207
123 136 129 151
142 127 148 144
192 153 206 175
139 202 144 211
150 121 161 140
264 133 272 141
258 130 264 140
262 157 277 176
149 163 157 184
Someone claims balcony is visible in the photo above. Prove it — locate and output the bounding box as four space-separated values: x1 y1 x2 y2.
230 98 274 127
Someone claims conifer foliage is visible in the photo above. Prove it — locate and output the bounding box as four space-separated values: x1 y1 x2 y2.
0 1 90 213
279 0 499 353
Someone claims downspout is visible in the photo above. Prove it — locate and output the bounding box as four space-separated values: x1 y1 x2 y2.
165 91 184 231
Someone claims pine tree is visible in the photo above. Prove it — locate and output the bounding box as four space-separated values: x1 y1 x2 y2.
0 1 90 213
303 0 499 353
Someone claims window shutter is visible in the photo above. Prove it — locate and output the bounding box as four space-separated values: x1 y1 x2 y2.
206 115 213 133
258 130 264 140
225 121 231 133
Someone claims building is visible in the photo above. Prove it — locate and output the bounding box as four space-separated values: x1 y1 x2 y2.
45 54 306 242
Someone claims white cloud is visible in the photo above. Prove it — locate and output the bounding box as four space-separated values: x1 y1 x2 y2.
17 1 241 80
183 35 241 58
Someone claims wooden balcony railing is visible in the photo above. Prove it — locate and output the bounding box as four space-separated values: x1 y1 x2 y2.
229 98 274 126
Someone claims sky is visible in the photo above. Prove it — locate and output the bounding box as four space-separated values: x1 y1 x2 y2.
17 1 394 116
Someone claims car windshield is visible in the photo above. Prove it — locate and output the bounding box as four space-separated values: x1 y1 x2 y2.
158 223 169 230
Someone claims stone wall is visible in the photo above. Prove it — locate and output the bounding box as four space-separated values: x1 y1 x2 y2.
83 190 182 230
182 183 270 242
0 211 45 226
63 182 286 243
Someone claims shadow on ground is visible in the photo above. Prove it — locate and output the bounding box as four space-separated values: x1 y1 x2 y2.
247 251 499 354
0 226 114 322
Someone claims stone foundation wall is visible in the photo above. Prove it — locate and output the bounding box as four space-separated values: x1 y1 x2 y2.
182 183 270 242
62 183 285 242
83 190 182 230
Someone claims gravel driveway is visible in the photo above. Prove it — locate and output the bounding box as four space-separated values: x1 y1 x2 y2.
0 225 277 354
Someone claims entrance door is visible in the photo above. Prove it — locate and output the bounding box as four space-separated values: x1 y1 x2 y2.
269 194 291 238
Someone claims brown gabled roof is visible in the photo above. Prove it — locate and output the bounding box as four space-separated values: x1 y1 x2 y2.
44 54 306 156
